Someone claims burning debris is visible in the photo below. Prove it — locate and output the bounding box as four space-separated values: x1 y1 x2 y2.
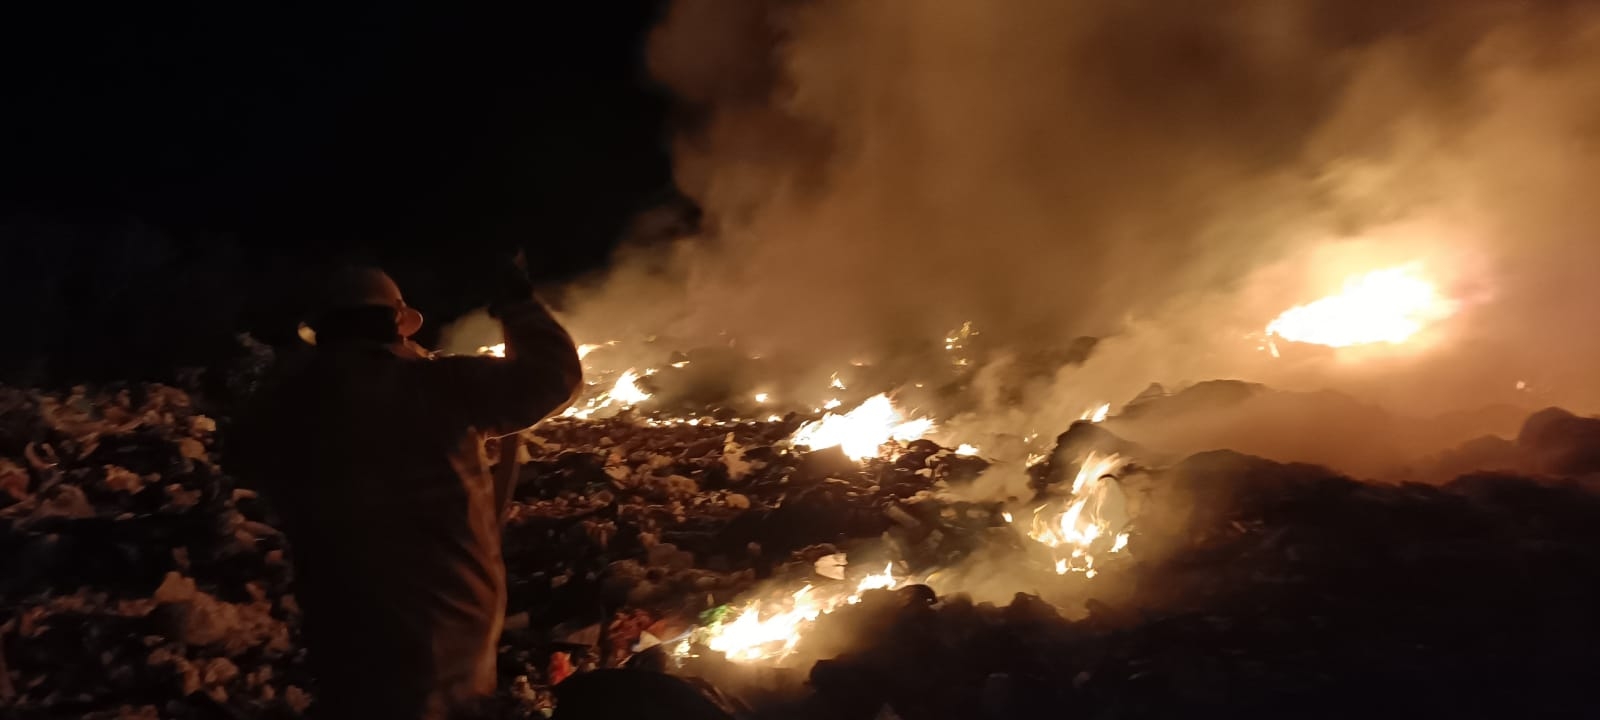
1265 265 1458 351
788 394 935 461
1014 453 1130 578
682 558 903 664
7 377 1600 719
1079 403 1111 424
560 368 653 420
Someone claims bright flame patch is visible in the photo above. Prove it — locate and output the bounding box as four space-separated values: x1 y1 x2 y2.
1014 452 1130 578
691 562 902 663
561 369 653 419
1080 403 1110 423
480 342 602 360
790 394 935 460
1266 265 1455 348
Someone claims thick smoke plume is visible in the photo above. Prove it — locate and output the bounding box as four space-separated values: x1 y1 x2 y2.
558 0 1600 471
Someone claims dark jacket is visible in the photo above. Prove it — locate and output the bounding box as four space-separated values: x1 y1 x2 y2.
235 300 581 719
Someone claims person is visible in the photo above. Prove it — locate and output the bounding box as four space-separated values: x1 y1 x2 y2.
234 262 582 719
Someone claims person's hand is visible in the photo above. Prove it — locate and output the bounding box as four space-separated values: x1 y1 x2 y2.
486 248 536 317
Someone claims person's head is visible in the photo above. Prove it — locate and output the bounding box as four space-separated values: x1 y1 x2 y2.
303 266 424 346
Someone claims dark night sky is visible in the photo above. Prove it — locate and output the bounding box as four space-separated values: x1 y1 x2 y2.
0 1 679 380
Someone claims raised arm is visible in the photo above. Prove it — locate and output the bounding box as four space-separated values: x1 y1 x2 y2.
429 250 584 436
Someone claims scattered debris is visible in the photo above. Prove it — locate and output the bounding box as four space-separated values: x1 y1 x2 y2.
6 382 1600 719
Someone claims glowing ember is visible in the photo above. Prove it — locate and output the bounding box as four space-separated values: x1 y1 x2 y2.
692 562 902 663
1266 265 1456 348
1080 403 1110 423
790 394 935 460
944 321 976 349
1016 453 1129 576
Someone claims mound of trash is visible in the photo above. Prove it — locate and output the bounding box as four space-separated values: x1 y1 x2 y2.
5 383 1600 720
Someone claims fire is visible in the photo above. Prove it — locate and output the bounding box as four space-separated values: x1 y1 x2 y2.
790 394 935 460
955 443 980 456
1080 403 1110 423
1013 453 1130 577
561 369 653 419
479 342 602 359
1266 265 1456 348
609 369 651 405
692 562 902 663
944 321 977 363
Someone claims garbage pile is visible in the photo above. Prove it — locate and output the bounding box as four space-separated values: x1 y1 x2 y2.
0 385 306 719
743 450 1600 719
491 413 1000 714
5 381 1600 720
0 385 994 718
514 408 1600 719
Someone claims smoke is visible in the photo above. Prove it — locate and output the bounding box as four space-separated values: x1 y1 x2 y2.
558 0 1600 471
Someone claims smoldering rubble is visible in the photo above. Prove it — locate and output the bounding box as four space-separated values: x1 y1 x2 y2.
4 382 1600 718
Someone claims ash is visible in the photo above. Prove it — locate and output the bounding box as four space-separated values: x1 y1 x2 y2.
4 385 1600 719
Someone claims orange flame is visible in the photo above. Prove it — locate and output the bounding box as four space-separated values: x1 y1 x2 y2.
790 394 935 460
1011 452 1130 577
689 561 902 663
1266 265 1456 348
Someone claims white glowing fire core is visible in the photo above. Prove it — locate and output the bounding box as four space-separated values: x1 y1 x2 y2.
695 563 901 663
1266 266 1455 348
790 393 934 460
561 369 652 419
